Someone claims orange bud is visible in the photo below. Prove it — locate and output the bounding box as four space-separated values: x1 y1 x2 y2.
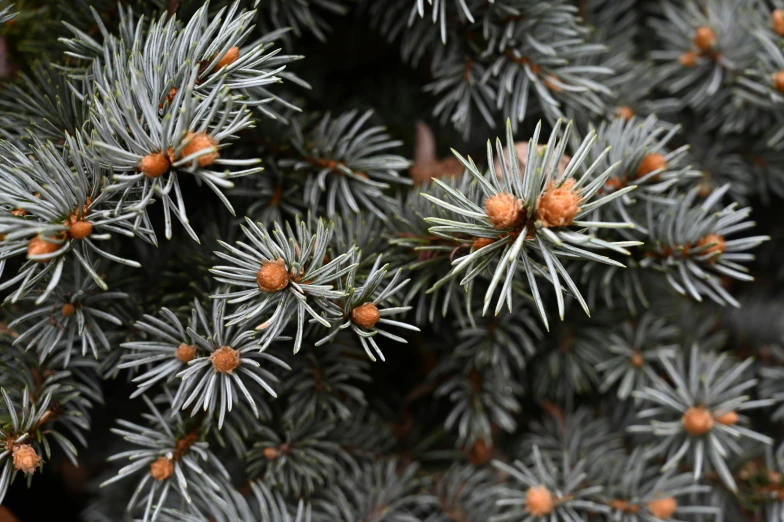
484 193 523 229
140 152 170 178
681 407 714 436
352 302 381 329
693 26 716 52
210 346 241 374
256 260 290 293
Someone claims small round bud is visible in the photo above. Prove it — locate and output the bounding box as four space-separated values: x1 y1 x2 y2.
630 351 644 368
695 234 725 259
139 152 170 178
10 208 26 216
472 237 495 250
681 406 714 436
263 447 279 460
352 302 381 329
27 236 60 261
693 26 716 52
636 153 667 179
714 410 738 426
175 343 197 363
68 220 93 240
536 179 582 228
61 303 76 317
484 193 523 229
679 51 697 68
616 106 634 120
647 497 677 520
525 485 554 517
773 9 784 37
210 346 241 374
773 71 784 93
12 444 40 474
215 46 240 68
256 260 290 293
180 132 219 167
150 456 174 481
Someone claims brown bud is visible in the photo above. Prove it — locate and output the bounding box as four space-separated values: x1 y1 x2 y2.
695 234 725 259
647 497 677 520
256 260 290 293
215 46 240 69
536 179 582 228
773 9 784 37
61 303 76 317
693 26 716 52
210 346 241 374
12 444 40 474
681 406 714 436
10 208 26 216
263 447 279 460
139 152 170 178
484 193 523 229
352 302 381 329
630 351 644 368
150 456 174 481
180 132 219 167
679 51 697 68
525 485 554 517
616 106 634 121
472 237 495 250
636 153 667 179
175 343 197 363
27 236 61 261
714 410 738 426
773 71 784 93
68 220 93 240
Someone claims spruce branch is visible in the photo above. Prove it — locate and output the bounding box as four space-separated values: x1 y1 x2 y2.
170 298 289 428
422 119 637 328
211 216 355 353
0 134 149 302
629 344 775 491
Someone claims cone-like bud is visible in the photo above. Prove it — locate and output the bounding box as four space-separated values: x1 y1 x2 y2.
525 486 554 517
256 260 290 293
647 497 677 520
352 302 380 329
175 343 197 363
681 406 714 436
150 456 174 481
12 444 40 474
485 193 523 229
536 179 582 228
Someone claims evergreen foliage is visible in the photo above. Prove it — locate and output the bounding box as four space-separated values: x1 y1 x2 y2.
1 1 784 521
